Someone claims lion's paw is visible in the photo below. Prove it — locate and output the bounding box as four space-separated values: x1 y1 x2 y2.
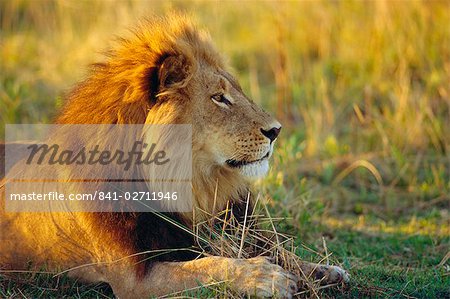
314 264 350 284
233 256 298 298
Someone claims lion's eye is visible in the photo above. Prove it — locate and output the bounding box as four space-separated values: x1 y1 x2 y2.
211 93 232 107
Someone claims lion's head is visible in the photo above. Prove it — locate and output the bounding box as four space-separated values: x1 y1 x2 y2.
57 15 281 218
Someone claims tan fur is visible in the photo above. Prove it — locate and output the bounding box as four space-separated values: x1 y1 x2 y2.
0 15 348 298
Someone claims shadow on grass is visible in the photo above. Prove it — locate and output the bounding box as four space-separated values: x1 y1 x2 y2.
0 272 113 298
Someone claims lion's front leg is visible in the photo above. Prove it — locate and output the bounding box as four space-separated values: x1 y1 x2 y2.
109 256 298 298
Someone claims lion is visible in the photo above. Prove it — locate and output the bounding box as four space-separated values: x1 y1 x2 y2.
0 15 348 298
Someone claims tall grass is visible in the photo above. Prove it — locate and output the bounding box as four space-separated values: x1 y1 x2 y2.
2 1 448 149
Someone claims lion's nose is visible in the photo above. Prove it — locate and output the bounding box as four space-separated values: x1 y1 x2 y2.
260 126 281 143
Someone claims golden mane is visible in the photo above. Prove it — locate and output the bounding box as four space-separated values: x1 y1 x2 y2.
58 15 221 122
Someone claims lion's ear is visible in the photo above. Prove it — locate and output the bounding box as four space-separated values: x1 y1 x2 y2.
158 54 193 89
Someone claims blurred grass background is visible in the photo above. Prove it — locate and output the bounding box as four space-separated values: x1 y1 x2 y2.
1 0 449 298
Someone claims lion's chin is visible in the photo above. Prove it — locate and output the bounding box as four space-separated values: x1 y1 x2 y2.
236 158 270 179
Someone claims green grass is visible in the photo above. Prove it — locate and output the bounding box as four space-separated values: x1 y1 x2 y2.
296 222 449 298
1 0 449 298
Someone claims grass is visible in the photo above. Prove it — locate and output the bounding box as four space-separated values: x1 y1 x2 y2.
298 219 449 298
1 0 449 298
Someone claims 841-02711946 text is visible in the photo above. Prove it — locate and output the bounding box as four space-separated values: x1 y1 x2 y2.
8 191 179 201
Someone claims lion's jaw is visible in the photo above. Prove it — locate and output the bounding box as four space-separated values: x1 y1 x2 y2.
218 141 275 179
234 157 270 179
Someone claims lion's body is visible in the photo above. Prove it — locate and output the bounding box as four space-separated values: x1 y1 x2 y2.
1 15 348 298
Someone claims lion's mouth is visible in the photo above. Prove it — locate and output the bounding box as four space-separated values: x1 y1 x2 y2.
225 151 270 168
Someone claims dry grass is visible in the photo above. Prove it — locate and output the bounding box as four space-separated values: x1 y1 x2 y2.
164 196 346 298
